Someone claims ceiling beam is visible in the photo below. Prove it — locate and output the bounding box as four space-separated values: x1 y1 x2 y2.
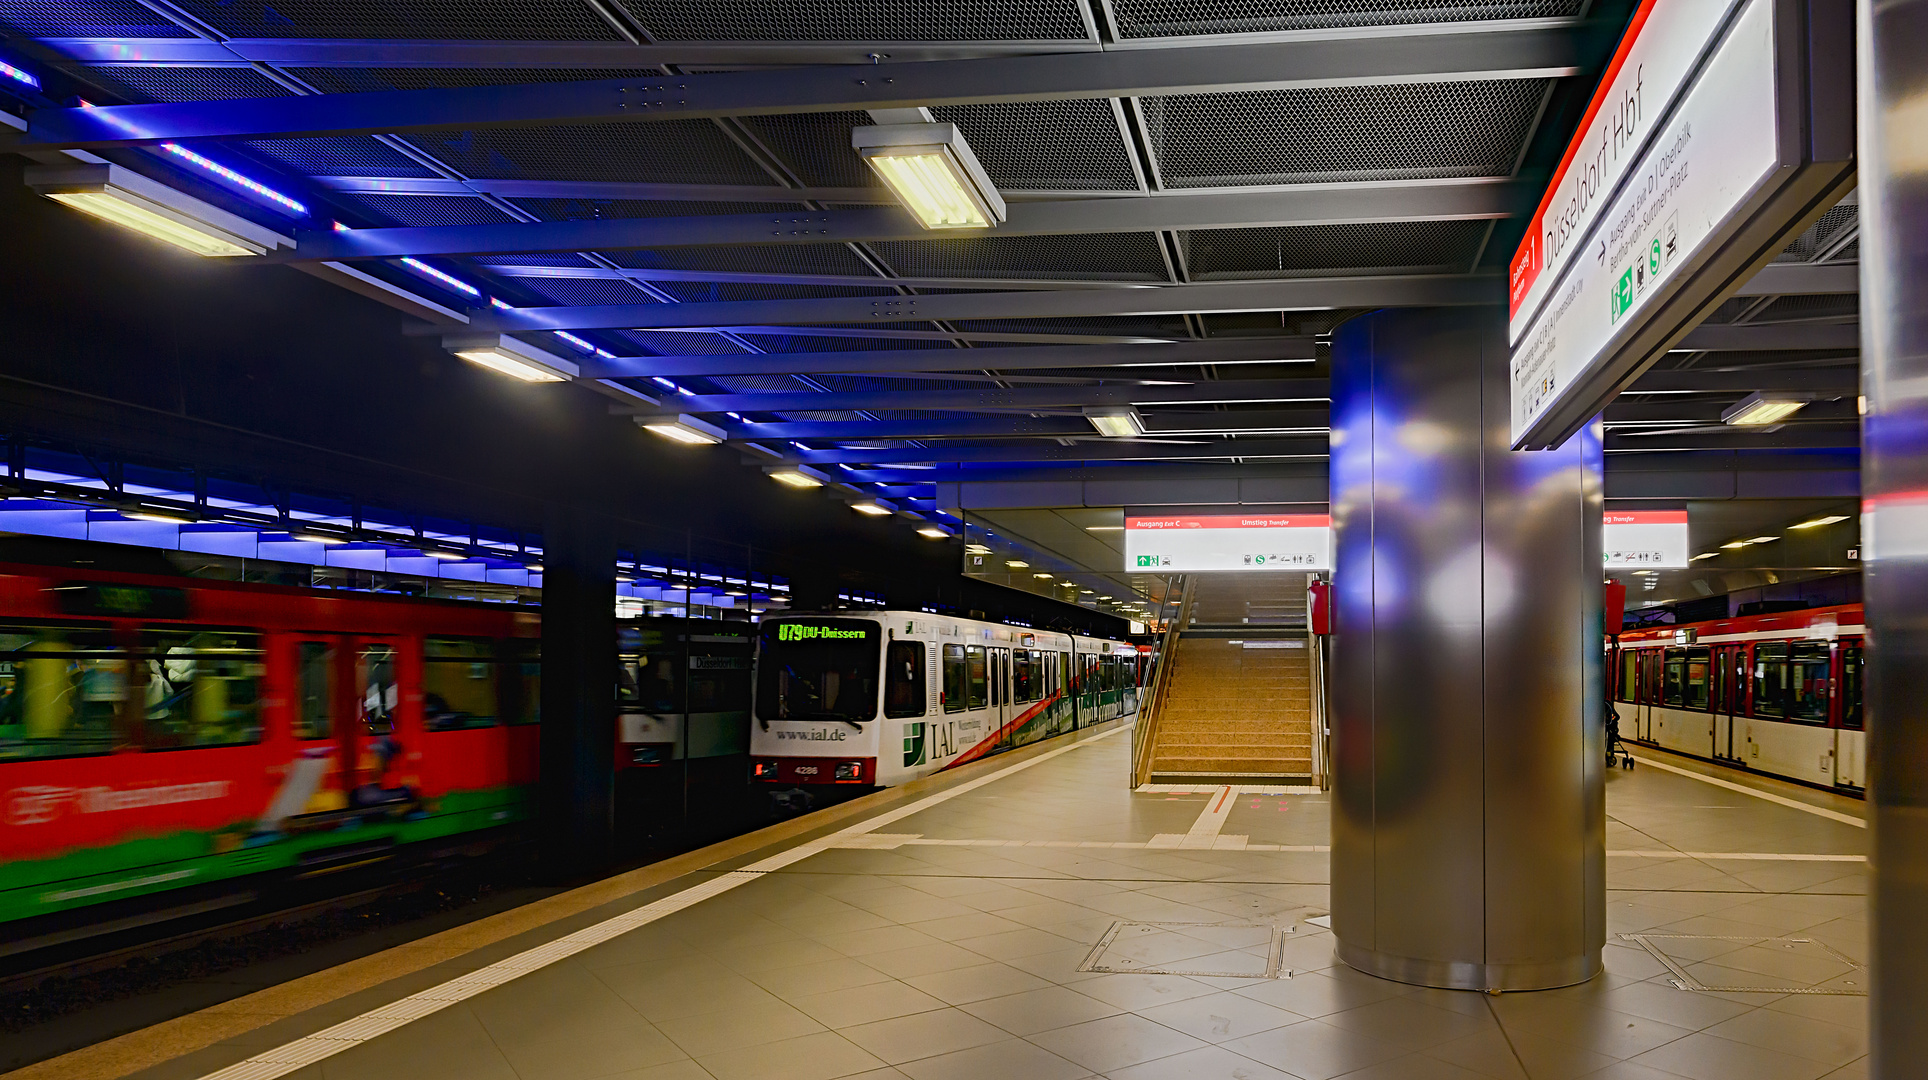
468 274 1500 333
283 182 1530 262
1728 260 1859 296
1673 322 1861 351
634 378 1326 416
25 29 1581 148
319 176 869 204
498 263 1160 292
1603 427 1861 451
787 426 1330 463
729 419 1092 440
41 38 1111 67
581 338 1319 379
1627 365 1857 393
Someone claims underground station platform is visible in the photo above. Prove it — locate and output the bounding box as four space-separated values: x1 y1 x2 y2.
17 721 1868 1080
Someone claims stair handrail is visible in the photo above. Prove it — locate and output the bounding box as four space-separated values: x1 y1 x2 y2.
1309 630 1330 790
1132 575 1196 789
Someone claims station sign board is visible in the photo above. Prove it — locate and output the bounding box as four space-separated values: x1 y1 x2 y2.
1124 514 1330 572
1604 510 1689 568
1507 0 1854 450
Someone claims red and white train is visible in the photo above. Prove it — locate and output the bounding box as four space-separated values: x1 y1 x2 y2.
1613 603 1864 792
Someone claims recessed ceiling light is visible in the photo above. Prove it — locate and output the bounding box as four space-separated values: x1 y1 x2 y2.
1006 560 1029 568
1723 392 1811 426
1790 514 1849 529
1085 525 1124 532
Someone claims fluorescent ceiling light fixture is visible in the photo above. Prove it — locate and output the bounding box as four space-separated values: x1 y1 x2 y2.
427 551 468 560
401 257 480 297
1721 540 1749 550
158 143 306 216
642 414 726 446
1691 552 1720 561
1722 392 1811 426
1034 572 1054 579
1791 514 1850 529
1748 535 1780 544
1006 560 1029 568
766 466 828 489
443 334 580 384
127 511 189 524
850 500 894 516
964 544 992 554
25 163 291 257
1085 525 1124 531
0 60 38 89
1084 407 1145 438
527 564 543 572
296 533 346 544
852 122 1006 230
916 526 952 539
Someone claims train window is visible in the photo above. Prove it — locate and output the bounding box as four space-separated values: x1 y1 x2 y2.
296 642 332 739
1662 649 1686 706
1753 643 1789 718
141 631 264 750
1012 650 1031 703
990 649 1002 708
885 641 926 719
966 646 987 710
423 638 501 730
1787 643 1831 724
0 626 122 759
1683 647 1710 710
359 645 399 734
1842 643 1864 730
1618 652 1637 702
756 619 880 725
511 643 541 725
943 644 966 713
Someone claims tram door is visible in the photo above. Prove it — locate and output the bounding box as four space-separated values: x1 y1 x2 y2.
1711 645 1746 762
287 635 402 805
990 648 1010 751
1633 650 1658 742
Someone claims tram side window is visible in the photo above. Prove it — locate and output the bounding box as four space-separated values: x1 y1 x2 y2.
1753 643 1789 718
1013 650 1033 703
1618 652 1637 702
1683 647 1710 710
296 642 333 739
509 642 540 725
885 641 926 719
141 631 264 750
1787 643 1831 724
942 644 966 713
1842 643 1864 730
966 646 987 709
423 637 502 730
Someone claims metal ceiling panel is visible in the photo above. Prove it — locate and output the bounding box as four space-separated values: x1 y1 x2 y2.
732 334 957 353
616 0 1090 41
736 111 879 189
1108 0 1581 37
1181 220 1490 278
873 232 1172 282
930 100 1139 191
507 197 805 220
345 192 520 226
651 281 897 303
242 136 442 177
515 277 659 306
0 0 190 36
1142 79 1547 186
607 242 882 277
291 67 666 94
398 123 777 185
171 0 621 40
86 65 293 102
617 329 751 354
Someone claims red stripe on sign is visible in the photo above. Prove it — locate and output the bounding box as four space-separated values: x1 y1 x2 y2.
1126 515 1332 530
1605 511 1687 525
1510 0 1662 318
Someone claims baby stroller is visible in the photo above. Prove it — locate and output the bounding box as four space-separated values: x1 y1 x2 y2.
1606 702 1635 770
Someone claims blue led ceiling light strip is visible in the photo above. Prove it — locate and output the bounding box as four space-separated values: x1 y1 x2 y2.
158 142 307 217
399 256 481 297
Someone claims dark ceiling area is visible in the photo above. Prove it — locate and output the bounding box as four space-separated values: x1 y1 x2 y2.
0 0 1861 620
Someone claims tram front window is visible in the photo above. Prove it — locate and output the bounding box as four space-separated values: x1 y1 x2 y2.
756 620 880 725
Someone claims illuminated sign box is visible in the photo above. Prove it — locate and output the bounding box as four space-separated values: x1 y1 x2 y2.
1506 0 1853 450
1125 514 1331 572
1604 510 1688 568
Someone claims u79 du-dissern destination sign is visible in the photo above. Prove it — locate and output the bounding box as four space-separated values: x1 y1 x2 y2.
1506 0 1854 450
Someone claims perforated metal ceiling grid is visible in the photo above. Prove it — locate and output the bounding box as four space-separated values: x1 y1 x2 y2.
346 193 521 227
1775 203 1858 261
736 112 886 190
607 243 881 277
399 124 777 185
617 330 751 355
951 316 1194 337
652 281 897 303
472 254 600 267
1181 220 1491 278
244 138 444 178
872 234 1172 281
515 277 660 307
0 0 190 36
734 334 956 353
616 0 1091 41
508 198 808 221
1107 0 1582 37
171 0 621 40
931 101 1139 192
85 65 294 102
1142 80 1548 186
290 68 669 96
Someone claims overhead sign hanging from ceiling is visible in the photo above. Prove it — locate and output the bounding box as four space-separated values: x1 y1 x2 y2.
1604 511 1689 568
1125 514 1331 572
1507 0 1854 450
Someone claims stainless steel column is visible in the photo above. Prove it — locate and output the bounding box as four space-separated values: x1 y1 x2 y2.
1329 307 1605 991
1858 4 1928 1074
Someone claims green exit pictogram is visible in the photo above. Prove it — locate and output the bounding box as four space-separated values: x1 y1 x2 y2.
1136 555 1158 567
1611 267 1634 322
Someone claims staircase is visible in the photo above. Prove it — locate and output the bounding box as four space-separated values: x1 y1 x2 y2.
1137 574 1320 785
